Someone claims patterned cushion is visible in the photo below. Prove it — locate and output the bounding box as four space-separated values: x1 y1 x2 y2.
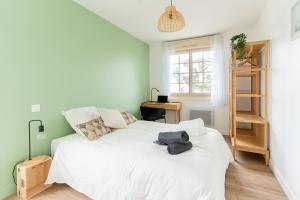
122 112 137 125
76 117 112 140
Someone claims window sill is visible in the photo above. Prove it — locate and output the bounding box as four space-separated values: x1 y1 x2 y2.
170 93 211 100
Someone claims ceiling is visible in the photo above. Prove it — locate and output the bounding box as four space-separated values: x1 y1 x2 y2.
73 0 267 43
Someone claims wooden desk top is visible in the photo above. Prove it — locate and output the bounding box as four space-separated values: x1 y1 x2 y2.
142 101 182 111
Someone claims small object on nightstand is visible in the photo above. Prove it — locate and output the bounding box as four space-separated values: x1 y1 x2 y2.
17 155 52 199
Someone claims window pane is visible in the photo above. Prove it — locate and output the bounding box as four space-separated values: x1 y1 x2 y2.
203 51 211 61
193 63 202 73
202 82 211 93
192 52 202 62
170 49 212 95
171 84 179 93
203 73 212 82
172 74 179 83
180 73 189 84
170 55 179 64
171 64 179 73
192 83 211 93
179 53 189 63
180 64 189 73
192 73 203 83
192 83 202 93
203 62 212 72
179 84 189 93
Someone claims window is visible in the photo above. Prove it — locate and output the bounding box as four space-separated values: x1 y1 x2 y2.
170 48 212 96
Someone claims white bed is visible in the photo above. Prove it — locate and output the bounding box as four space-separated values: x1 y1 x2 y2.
47 120 232 200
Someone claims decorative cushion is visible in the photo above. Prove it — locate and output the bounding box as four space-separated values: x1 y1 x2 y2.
76 117 112 140
122 112 137 125
97 108 127 129
62 106 100 136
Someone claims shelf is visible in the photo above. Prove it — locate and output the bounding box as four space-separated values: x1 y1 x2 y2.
231 134 265 154
246 40 269 51
235 73 257 77
232 66 266 72
235 114 265 124
27 184 51 199
236 93 264 97
237 110 256 115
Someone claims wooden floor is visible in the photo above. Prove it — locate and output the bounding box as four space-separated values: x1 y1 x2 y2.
7 137 287 200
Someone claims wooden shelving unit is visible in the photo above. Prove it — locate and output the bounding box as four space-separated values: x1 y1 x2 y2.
230 40 270 165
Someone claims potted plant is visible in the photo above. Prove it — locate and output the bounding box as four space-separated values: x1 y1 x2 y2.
230 33 247 60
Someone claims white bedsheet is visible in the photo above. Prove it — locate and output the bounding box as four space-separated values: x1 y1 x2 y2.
51 133 79 156
47 121 233 200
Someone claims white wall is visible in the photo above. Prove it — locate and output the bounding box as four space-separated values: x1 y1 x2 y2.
251 0 300 199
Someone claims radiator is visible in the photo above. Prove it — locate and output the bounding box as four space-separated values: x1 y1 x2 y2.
190 109 214 127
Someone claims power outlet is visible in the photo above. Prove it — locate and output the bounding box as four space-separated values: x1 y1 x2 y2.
31 104 40 113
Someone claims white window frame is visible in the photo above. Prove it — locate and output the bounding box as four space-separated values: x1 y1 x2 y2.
170 47 212 97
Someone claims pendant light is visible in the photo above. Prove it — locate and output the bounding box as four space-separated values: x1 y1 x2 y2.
157 0 185 32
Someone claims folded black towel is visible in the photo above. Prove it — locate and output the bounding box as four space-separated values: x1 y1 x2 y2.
155 131 189 145
167 142 192 155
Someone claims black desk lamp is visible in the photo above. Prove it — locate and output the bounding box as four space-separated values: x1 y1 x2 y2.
28 120 44 160
151 88 159 102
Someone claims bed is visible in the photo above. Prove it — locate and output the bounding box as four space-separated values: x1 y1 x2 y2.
47 120 233 200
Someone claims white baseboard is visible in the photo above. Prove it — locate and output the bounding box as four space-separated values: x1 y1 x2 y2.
269 160 297 200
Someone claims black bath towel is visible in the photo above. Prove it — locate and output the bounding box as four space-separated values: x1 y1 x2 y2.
167 142 193 155
156 131 189 145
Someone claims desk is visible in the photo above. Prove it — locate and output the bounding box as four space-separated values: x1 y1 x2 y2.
141 101 182 123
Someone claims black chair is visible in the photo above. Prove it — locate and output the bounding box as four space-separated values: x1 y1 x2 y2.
140 106 166 123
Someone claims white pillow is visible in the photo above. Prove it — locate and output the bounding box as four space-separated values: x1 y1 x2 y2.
62 106 100 135
97 108 127 129
179 118 206 136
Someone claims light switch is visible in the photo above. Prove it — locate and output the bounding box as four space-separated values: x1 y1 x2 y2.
31 104 40 112
37 133 46 140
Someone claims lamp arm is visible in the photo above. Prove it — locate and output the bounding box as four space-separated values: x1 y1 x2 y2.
28 120 43 160
151 88 160 102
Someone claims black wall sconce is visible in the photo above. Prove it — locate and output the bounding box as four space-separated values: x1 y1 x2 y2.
28 120 45 160
151 88 160 102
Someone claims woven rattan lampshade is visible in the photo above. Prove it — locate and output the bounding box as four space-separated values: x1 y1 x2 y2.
157 1 185 32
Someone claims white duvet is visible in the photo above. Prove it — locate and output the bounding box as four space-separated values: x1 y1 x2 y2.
47 121 232 200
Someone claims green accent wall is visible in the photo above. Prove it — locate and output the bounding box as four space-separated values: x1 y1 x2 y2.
0 0 149 198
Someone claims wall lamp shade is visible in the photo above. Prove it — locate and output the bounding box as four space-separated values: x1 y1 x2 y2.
28 120 45 160
157 5 185 32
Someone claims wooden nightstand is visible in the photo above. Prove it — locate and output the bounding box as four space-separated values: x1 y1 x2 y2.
17 155 52 199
